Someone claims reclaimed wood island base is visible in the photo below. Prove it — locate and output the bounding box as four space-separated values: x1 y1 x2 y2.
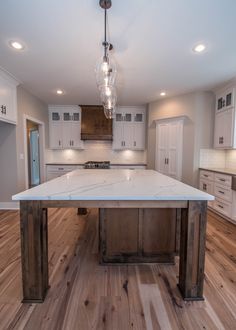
13 170 213 303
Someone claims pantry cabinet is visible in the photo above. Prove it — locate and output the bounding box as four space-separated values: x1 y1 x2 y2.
49 105 83 149
214 85 236 149
112 106 146 150
155 117 184 180
0 70 19 125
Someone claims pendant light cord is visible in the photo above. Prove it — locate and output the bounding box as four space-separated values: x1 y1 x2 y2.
104 8 107 58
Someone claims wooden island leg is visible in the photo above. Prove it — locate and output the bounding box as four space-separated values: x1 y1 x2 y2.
20 201 49 303
178 201 207 300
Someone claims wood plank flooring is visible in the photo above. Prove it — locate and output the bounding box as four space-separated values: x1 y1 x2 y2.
0 208 235 330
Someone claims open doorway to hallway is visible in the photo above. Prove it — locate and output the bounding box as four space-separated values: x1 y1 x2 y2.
26 120 40 188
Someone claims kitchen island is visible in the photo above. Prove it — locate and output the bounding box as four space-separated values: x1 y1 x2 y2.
12 169 214 303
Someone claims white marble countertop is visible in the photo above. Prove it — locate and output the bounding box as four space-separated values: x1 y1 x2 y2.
200 167 236 176
12 170 214 201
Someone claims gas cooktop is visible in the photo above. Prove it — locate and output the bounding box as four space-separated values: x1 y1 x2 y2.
84 161 110 169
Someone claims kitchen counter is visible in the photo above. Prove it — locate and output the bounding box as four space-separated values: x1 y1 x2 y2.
13 169 213 304
199 167 236 176
45 162 147 166
13 169 212 201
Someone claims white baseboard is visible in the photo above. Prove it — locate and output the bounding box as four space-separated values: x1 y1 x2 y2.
0 202 19 210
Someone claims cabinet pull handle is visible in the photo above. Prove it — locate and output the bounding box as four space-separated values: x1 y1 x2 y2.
134 141 136 147
166 158 169 165
203 174 209 177
124 141 125 146
218 204 224 209
218 190 225 194
59 140 61 146
72 140 74 146
219 178 226 182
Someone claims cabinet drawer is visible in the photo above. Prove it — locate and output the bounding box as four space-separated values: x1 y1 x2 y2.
47 165 76 172
213 198 232 218
200 170 214 181
215 173 232 187
199 179 214 195
214 184 232 202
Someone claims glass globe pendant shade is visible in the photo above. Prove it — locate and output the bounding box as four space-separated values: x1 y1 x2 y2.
95 54 117 87
103 106 116 119
101 90 117 110
99 84 116 99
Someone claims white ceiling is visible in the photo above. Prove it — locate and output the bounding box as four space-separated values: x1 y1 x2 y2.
0 0 236 105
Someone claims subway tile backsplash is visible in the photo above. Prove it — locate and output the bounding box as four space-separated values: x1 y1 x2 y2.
45 141 147 164
225 150 236 169
200 149 226 168
200 148 236 169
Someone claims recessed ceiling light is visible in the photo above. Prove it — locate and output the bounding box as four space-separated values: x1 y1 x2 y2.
193 44 206 53
56 90 63 95
160 92 166 96
9 41 24 50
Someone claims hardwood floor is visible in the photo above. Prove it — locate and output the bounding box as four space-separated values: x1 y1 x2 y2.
0 208 235 329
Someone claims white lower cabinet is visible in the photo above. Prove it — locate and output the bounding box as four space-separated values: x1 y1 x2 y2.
46 165 83 181
199 169 235 224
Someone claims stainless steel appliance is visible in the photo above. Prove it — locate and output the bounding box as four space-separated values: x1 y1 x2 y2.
84 161 110 169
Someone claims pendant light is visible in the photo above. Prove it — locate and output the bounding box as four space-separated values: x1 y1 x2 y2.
95 0 117 119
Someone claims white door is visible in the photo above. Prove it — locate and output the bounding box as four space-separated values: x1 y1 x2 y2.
222 109 233 147
156 119 183 180
133 123 145 149
62 122 72 148
123 112 133 149
70 122 82 148
113 112 124 149
168 121 183 179
156 123 169 175
50 122 63 149
214 109 234 148
214 113 222 148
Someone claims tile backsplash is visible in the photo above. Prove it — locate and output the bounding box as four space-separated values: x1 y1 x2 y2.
200 148 236 169
225 150 236 168
45 141 147 164
199 149 226 168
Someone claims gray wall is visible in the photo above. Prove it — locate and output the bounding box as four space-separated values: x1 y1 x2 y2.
147 91 215 187
16 86 48 193
0 86 48 204
0 122 18 202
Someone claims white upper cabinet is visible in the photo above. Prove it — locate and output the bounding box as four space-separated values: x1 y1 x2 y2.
214 85 236 149
0 70 19 125
112 106 146 150
49 105 83 149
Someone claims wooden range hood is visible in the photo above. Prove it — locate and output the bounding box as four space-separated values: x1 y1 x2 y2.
80 105 113 141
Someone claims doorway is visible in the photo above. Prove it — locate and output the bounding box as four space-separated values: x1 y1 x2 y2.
27 120 40 187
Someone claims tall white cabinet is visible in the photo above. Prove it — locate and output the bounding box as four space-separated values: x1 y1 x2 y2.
49 105 83 149
112 106 146 150
155 117 184 180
